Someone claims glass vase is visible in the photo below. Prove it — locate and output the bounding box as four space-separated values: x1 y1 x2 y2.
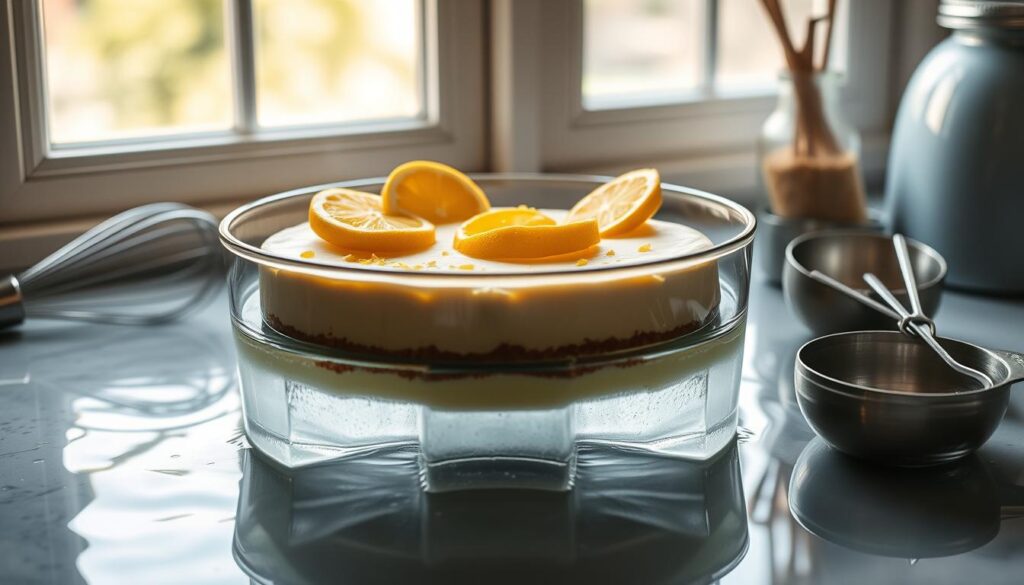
758 70 866 222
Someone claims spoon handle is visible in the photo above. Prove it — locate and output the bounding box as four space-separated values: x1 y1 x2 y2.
893 234 925 318
863 273 914 322
808 270 900 320
864 273 993 388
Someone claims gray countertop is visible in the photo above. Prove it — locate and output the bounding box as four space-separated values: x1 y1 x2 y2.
1 276 1023 585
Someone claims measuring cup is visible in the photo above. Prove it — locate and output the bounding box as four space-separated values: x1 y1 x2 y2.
795 331 1024 466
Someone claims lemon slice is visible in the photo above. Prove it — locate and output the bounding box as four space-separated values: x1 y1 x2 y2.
454 208 600 260
382 160 490 224
309 188 435 253
458 206 556 231
565 168 662 236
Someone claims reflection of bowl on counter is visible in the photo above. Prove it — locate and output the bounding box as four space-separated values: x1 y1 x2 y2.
233 443 749 585
783 231 946 334
756 206 884 286
220 175 756 488
789 439 999 559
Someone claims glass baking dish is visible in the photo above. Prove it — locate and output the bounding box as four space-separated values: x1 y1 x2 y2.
220 174 755 490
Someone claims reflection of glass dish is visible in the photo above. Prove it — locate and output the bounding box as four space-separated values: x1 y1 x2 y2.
232 443 748 585
221 175 755 484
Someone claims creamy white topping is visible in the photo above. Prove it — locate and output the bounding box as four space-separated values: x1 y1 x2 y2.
257 210 720 356
261 209 714 273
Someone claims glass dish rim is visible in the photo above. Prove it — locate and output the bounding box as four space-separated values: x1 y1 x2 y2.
219 172 757 280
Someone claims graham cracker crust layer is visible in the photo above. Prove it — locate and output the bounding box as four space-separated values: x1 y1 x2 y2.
266 313 707 364
310 356 648 381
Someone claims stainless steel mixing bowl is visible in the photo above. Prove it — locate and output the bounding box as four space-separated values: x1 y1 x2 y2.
784 231 946 334
795 331 1024 467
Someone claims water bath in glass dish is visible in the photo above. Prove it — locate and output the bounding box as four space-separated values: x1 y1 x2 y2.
233 287 744 491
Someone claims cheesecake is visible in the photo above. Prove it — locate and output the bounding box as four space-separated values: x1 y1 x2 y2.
226 166 749 471
259 210 719 361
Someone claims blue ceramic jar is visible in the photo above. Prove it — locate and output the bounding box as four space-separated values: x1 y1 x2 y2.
886 0 1024 293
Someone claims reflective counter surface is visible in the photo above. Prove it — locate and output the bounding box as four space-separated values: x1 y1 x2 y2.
2 276 1023 585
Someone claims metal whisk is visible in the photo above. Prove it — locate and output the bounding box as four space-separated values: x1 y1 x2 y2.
0 203 223 329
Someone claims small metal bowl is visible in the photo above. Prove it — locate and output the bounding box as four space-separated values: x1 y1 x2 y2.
756 206 884 286
795 331 1024 467
784 231 946 334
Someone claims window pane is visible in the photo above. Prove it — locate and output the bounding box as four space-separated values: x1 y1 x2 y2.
582 0 704 110
718 0 825 90
254 0 421 128
40 0 233 145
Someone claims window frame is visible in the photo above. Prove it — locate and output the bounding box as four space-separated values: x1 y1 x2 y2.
2 0 904 269
491 0 894 194
0 0 486 224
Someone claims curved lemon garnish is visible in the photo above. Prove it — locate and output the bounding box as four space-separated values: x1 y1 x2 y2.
459 206 556 230
454 208 600 260
382 160 490 224
565 168 662 236
309 188 435 253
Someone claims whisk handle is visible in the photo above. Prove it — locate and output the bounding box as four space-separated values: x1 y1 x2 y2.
0 275 25 329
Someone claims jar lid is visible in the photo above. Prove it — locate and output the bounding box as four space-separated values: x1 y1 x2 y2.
939 0 1024 29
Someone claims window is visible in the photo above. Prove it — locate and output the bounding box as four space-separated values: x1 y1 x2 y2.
253 0 421 129
715 0 841 91
39 0 423 144
40 0 235 145
582 0 704 109
491 0 890 189
3 0 894 253
0 0 485 224
582 0 834 109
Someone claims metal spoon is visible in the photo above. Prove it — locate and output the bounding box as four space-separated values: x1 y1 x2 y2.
808 270 899 321
806 235 993 389
893 234 926 323
797 234 1022 466
862 273 992 388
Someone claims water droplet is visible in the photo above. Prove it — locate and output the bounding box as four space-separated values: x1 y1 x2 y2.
170 454 181 459
32 459 43 464
909 558 919 566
